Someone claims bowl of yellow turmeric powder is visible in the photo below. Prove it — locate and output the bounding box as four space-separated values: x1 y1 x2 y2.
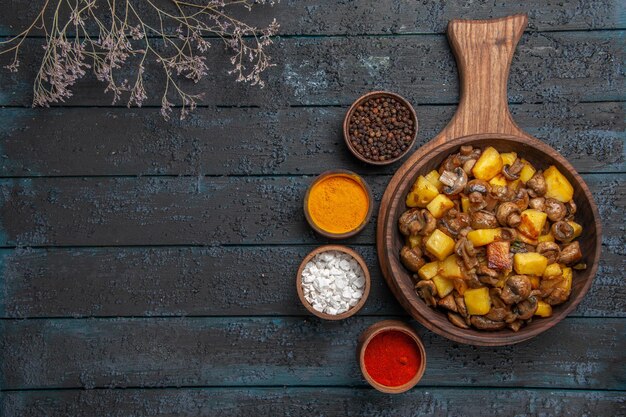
304 170 373 239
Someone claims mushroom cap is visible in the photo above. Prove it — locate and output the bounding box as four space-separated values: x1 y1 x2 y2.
439 167 468 195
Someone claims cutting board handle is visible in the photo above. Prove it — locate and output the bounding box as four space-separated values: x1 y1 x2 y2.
438 14 528 142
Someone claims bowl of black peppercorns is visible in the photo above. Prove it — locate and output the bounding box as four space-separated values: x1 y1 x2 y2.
343 91 418 165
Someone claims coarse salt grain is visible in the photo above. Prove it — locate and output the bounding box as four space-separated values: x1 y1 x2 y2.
301 250 366 315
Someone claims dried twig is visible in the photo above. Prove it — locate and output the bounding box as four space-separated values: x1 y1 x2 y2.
0 0 280 119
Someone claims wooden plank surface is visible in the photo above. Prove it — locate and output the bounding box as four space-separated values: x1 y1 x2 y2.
0 317 624 390
0 246 623 319
0 174 622 247
1 102 623 177
1 0 624 36
2 387 625 417
0 31 623 107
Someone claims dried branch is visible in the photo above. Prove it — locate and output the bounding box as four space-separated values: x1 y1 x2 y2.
0 0 280 120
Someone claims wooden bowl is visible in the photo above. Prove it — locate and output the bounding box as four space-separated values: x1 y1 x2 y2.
376 15 602 346
343 91 418 165
357 320 427 394
296 245 371 320
303 170 373 239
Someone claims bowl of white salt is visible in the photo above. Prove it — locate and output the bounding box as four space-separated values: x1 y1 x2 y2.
296 245 371 320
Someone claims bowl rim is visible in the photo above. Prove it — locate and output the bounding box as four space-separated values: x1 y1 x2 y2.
296 244 371 320
379 133 602 346
303 169 373 239
343 91 418 166
357 319 427 394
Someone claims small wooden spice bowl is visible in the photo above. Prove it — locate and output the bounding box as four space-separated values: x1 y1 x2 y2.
296 245 371 320
303 170 373 239
343 91 418 166
357 320 427 394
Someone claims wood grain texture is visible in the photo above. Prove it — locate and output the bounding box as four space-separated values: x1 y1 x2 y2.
0 246 623 319
0 31 623 107
0 317 624 390
2 388 625 417
1 0 624 36
0 174 621 247
1 102 622 177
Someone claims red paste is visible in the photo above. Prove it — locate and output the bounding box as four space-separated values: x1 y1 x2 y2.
363 330 420 387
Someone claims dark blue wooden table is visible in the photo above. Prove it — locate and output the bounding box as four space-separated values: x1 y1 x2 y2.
0 1 624 415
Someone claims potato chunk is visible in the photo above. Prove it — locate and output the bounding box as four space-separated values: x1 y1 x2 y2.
467 228 501 247
500 152 517 167
487 241 511 270
464 287 491 315
461 196 470 213
544 165 574 202
518 209 548 239
406 176 439 208
424 170 444 192
519 160 536 184
543 263 562 279
439 254 463 279
418 261 439 280
432 275 454 297
537 233 555 243
425 229 455 261
562 266 573 292
426 194 455 218
568 221 582 239
472 146 503 181
489 174 507 188
514 252 549 276
535 301 553 317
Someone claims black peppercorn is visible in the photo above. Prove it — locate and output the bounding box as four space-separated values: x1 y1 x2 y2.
348 96 415 163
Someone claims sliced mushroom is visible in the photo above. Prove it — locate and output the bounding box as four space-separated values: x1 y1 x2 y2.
439 154 462 173
478 275 500 286
491 185 516 202
559 241 582 265
399 208 436 237
455 296 469 318
398 208 421 236
536 241 560 265
455 237 478 270
415 280 437 307
401 246 426 272
499 228 518 242
565 200 577 221
507 320 524 332
502 158 524 181
513 188 530 211
500 275 532 305
438 294 458 312
496 202 522 227
551 221 575 242
470 210 499 229
448 312 470 329
514 296 538 320
526 171 547 197
486 307 510 322
439 167 468 195
440 209 471 237
466 179 491 196
545 198 567 222
489 288 506 308
462 159 476 175
529 197 546 211
419 210 437 236
470 316 506 331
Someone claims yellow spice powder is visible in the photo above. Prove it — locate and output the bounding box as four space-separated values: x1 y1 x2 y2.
307 175 369 234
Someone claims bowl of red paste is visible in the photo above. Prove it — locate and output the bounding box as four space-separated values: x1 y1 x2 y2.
357 320 426 393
